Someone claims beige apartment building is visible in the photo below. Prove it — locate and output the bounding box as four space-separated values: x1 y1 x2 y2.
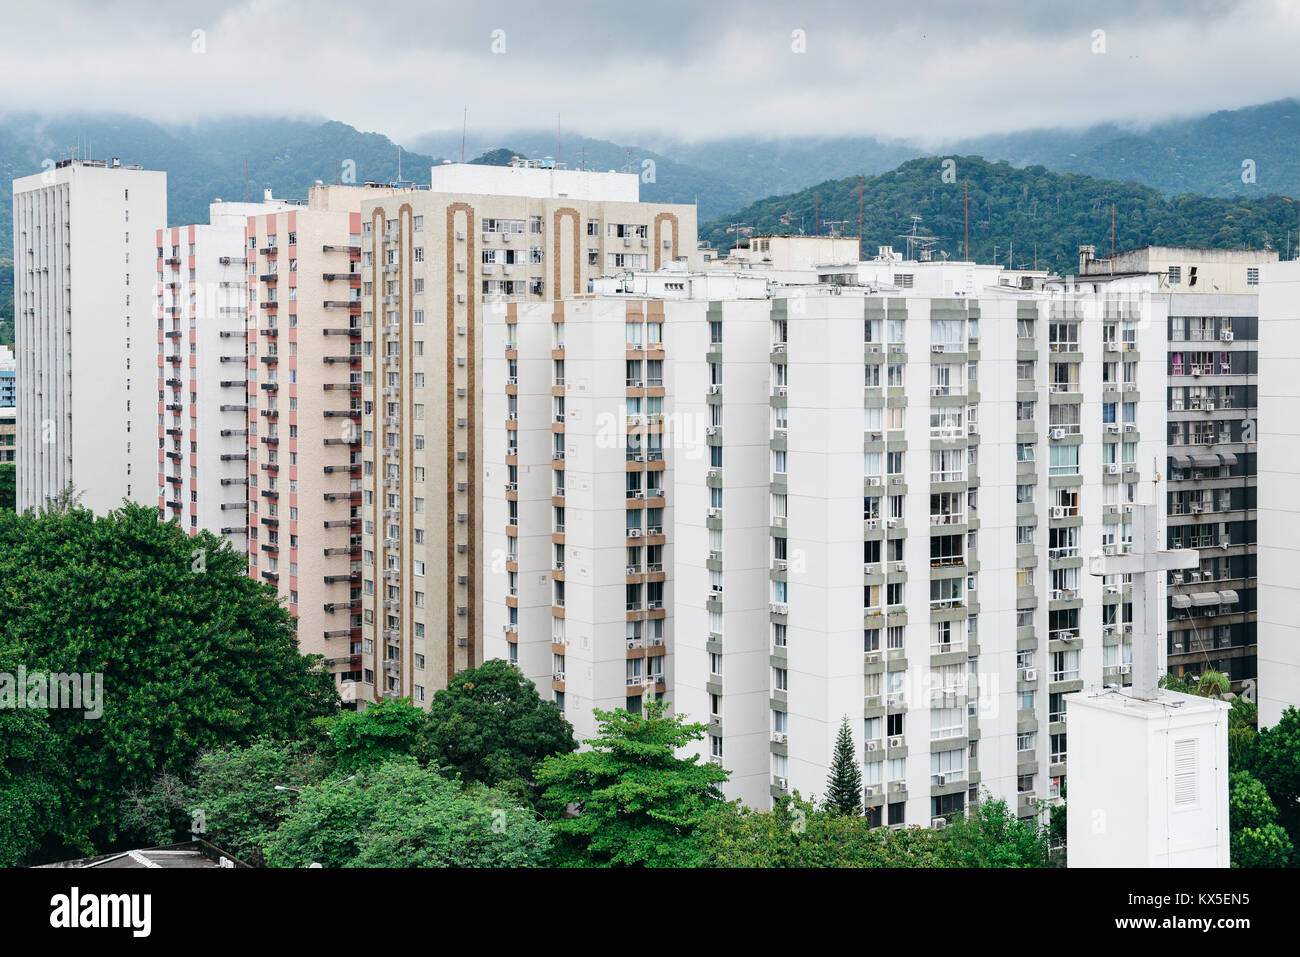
356 159 700 708
244 184 412 693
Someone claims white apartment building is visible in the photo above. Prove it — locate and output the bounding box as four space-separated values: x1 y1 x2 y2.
12 158 167 513
154 194 298 551
1256 259 1300 727
490 244 1168 823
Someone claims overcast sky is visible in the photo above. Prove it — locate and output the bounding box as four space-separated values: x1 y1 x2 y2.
1 0 1297 145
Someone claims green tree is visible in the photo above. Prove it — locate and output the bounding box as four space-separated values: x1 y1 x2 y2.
323 697 425 776
698 794 951 867
824 716 863 816
264 758 552 868
1228 770 1294 868
0 501 338 865
535 701 729 866
417 659 575 796
120 737 328 866
938 794 1052 868
1245 706 1300 861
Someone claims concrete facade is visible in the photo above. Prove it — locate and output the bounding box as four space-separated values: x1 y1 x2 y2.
12 159 166 514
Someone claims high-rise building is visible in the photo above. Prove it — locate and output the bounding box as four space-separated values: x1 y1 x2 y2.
1255 258 1300 727
487 243 1170 820
243 183 412 694
0 345 15 408
0 406 14 466
154 194 298 551
358 159 700 709
1080 245 1275 690
12 158 166 513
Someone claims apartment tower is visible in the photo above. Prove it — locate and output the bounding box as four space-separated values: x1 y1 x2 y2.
154 194 298 551
12 158 166 513
360 159 699 709
491 245 1168 822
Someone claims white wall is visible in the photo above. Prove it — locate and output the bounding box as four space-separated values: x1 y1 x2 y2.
1256 260 1300 727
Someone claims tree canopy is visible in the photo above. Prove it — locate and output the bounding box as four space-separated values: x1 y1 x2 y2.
0 501 337 864
535 701 729 867
417 659 576 796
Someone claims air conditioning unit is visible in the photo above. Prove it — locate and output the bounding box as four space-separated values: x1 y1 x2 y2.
1050 506 1066 519
1105 341 1120 352
769 601 789 614
1050 428 1066 440
775 776 789 790
865 651 881 664
864 787 875 798
936 774 946 786
456 293 466 304
888 736 904 749
771 732 788 745
628 529 642 538
707 507 721 518
866 740 879 752
1024 668 1038 681
1221 330 1234 342
708 384 721 395
931 344 945 353
1119 663 1132 675
1106 424 1120 434
705 425 718 436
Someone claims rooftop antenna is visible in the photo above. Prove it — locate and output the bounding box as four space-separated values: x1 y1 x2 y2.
245 156 249 202
824 220 848 239
461 108 467 163
1111 204 1116 273
397 145 401 183
859 175 864 261
897 215 939 262
964 182 969 261
557 113 562 168
725 223 753 249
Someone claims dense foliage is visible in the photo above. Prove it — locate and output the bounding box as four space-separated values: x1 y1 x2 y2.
0 500 338 864
416 658 576 797
264 758 553 868
701 155 1300 275
697 794 1052 868
1228 770 1294 868
535 701 729 867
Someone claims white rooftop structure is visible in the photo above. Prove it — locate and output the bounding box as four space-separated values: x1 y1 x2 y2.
428 159 640 202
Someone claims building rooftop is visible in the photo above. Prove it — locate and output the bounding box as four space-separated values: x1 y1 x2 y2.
35 841 250 869
427 160 640 202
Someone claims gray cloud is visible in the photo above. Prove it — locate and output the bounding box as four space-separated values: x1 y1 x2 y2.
0 0 1296 144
